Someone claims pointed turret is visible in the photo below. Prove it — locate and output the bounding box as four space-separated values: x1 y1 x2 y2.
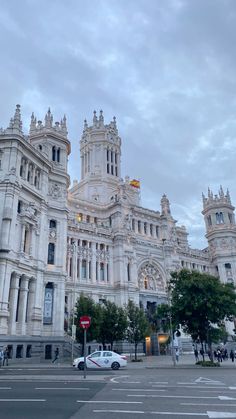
161 194 171 216
30 112 37 133
93 110 98 125
99 110 104 126
7 104 23 134
45 108 53 128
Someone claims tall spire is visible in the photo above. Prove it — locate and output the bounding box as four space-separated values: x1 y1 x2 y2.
30 112 37 132
93 110 98 125
161 194 171 216
45 108 53 128
99 110 104 126
9 104 23 133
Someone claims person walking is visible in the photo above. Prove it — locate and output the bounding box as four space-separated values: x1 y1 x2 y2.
3 347 9 366
175 348 180 362
0 348 3 368
52 347 59 364
194 348 199 362
230 349 235 362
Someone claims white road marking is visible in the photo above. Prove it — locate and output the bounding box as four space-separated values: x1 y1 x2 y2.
93 410 207 416
207 413 236 418
35 387 90 390
152 385 227 389
229 388 236 390
113 388 165 392
182 403 236 407
196 377 224 385
0 399 46 402
93 410 145 414
219 396 236 401
76 400 142 404
110 375 130 383
149 382 168 384
0 387 11 390
127 395 217 399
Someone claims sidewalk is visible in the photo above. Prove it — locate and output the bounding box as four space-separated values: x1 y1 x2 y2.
2 354 236 369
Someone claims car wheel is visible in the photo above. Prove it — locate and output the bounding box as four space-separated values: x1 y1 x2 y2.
111 361 120 370
78 362 85 370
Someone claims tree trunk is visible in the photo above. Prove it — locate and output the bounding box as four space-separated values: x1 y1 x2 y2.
134 343 138 361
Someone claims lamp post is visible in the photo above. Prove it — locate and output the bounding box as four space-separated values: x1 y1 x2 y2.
162 238 176 367
71 241 77 363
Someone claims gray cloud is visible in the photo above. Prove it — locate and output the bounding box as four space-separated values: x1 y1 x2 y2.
1 0 236 248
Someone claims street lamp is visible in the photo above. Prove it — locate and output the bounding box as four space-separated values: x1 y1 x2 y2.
71 241 77 363
162 238 176 367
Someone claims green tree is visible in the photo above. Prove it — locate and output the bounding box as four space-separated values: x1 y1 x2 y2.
74 293 102 354
126 300 150 360
170 269 236 358
98 301 127 350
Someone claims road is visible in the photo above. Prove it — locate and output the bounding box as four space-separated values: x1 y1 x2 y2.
1 365 236 418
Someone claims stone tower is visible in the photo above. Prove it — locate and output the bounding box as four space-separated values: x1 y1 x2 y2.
74 110 122 204
202 186 236 284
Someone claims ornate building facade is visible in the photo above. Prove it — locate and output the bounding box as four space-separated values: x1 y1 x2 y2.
0 105 235 360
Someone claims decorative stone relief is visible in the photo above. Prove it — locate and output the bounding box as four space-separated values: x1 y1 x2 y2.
138 262 164 292
49 182 66 199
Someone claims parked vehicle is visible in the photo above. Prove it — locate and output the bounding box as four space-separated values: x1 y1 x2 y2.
73 350 127 370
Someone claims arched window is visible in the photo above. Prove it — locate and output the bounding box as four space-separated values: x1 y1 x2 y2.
57 148 60 163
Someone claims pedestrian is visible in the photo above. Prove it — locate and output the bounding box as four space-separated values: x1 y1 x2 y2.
175 348 180 362
230 349 235 362
52 347 59 364
200 348 205 361
3 347 9 366
0 348 3 368
194 348 199 362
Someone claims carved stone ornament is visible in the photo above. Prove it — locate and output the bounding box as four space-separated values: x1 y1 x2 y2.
49 182 66 199
138 262 164 292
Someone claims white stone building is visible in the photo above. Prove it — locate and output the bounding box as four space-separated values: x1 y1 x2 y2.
0 105 235 360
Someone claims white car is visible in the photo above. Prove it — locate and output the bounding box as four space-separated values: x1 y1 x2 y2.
73 350 127 370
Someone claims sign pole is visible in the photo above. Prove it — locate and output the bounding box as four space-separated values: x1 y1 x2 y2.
83 328 87 379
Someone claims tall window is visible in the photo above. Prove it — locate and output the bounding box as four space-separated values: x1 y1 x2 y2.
207 215 212 226
82 260 86 279
47 243 55 264
144 222 147 234
100 263 105 281
216 212 224 224
49 220 57 228
150 224 153 236
138 221 141 233
156 226 159 237
23 228 30 253
57 148 60 163
127 263 131 282
52 146 56 161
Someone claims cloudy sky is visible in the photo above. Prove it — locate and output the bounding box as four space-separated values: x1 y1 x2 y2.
1 0 236 249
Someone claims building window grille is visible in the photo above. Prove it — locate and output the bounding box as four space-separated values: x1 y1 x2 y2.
216 212 224 224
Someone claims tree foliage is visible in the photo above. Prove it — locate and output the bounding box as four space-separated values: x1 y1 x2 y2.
74 293 102 352
126 300 150 360
170 269 236 351
99 301 127 350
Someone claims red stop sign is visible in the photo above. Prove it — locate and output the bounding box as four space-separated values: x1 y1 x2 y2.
79 316 91 329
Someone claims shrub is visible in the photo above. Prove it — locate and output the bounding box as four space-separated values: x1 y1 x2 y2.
196 360 220 367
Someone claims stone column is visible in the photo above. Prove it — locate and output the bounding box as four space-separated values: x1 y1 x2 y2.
17 275 29 335
8 273 21 335
91 242 96 283
26 279 36 334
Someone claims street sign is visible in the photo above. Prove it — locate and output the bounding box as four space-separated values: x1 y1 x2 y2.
79 316 91 329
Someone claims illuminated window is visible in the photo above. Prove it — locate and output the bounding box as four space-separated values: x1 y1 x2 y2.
77 213 83 222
